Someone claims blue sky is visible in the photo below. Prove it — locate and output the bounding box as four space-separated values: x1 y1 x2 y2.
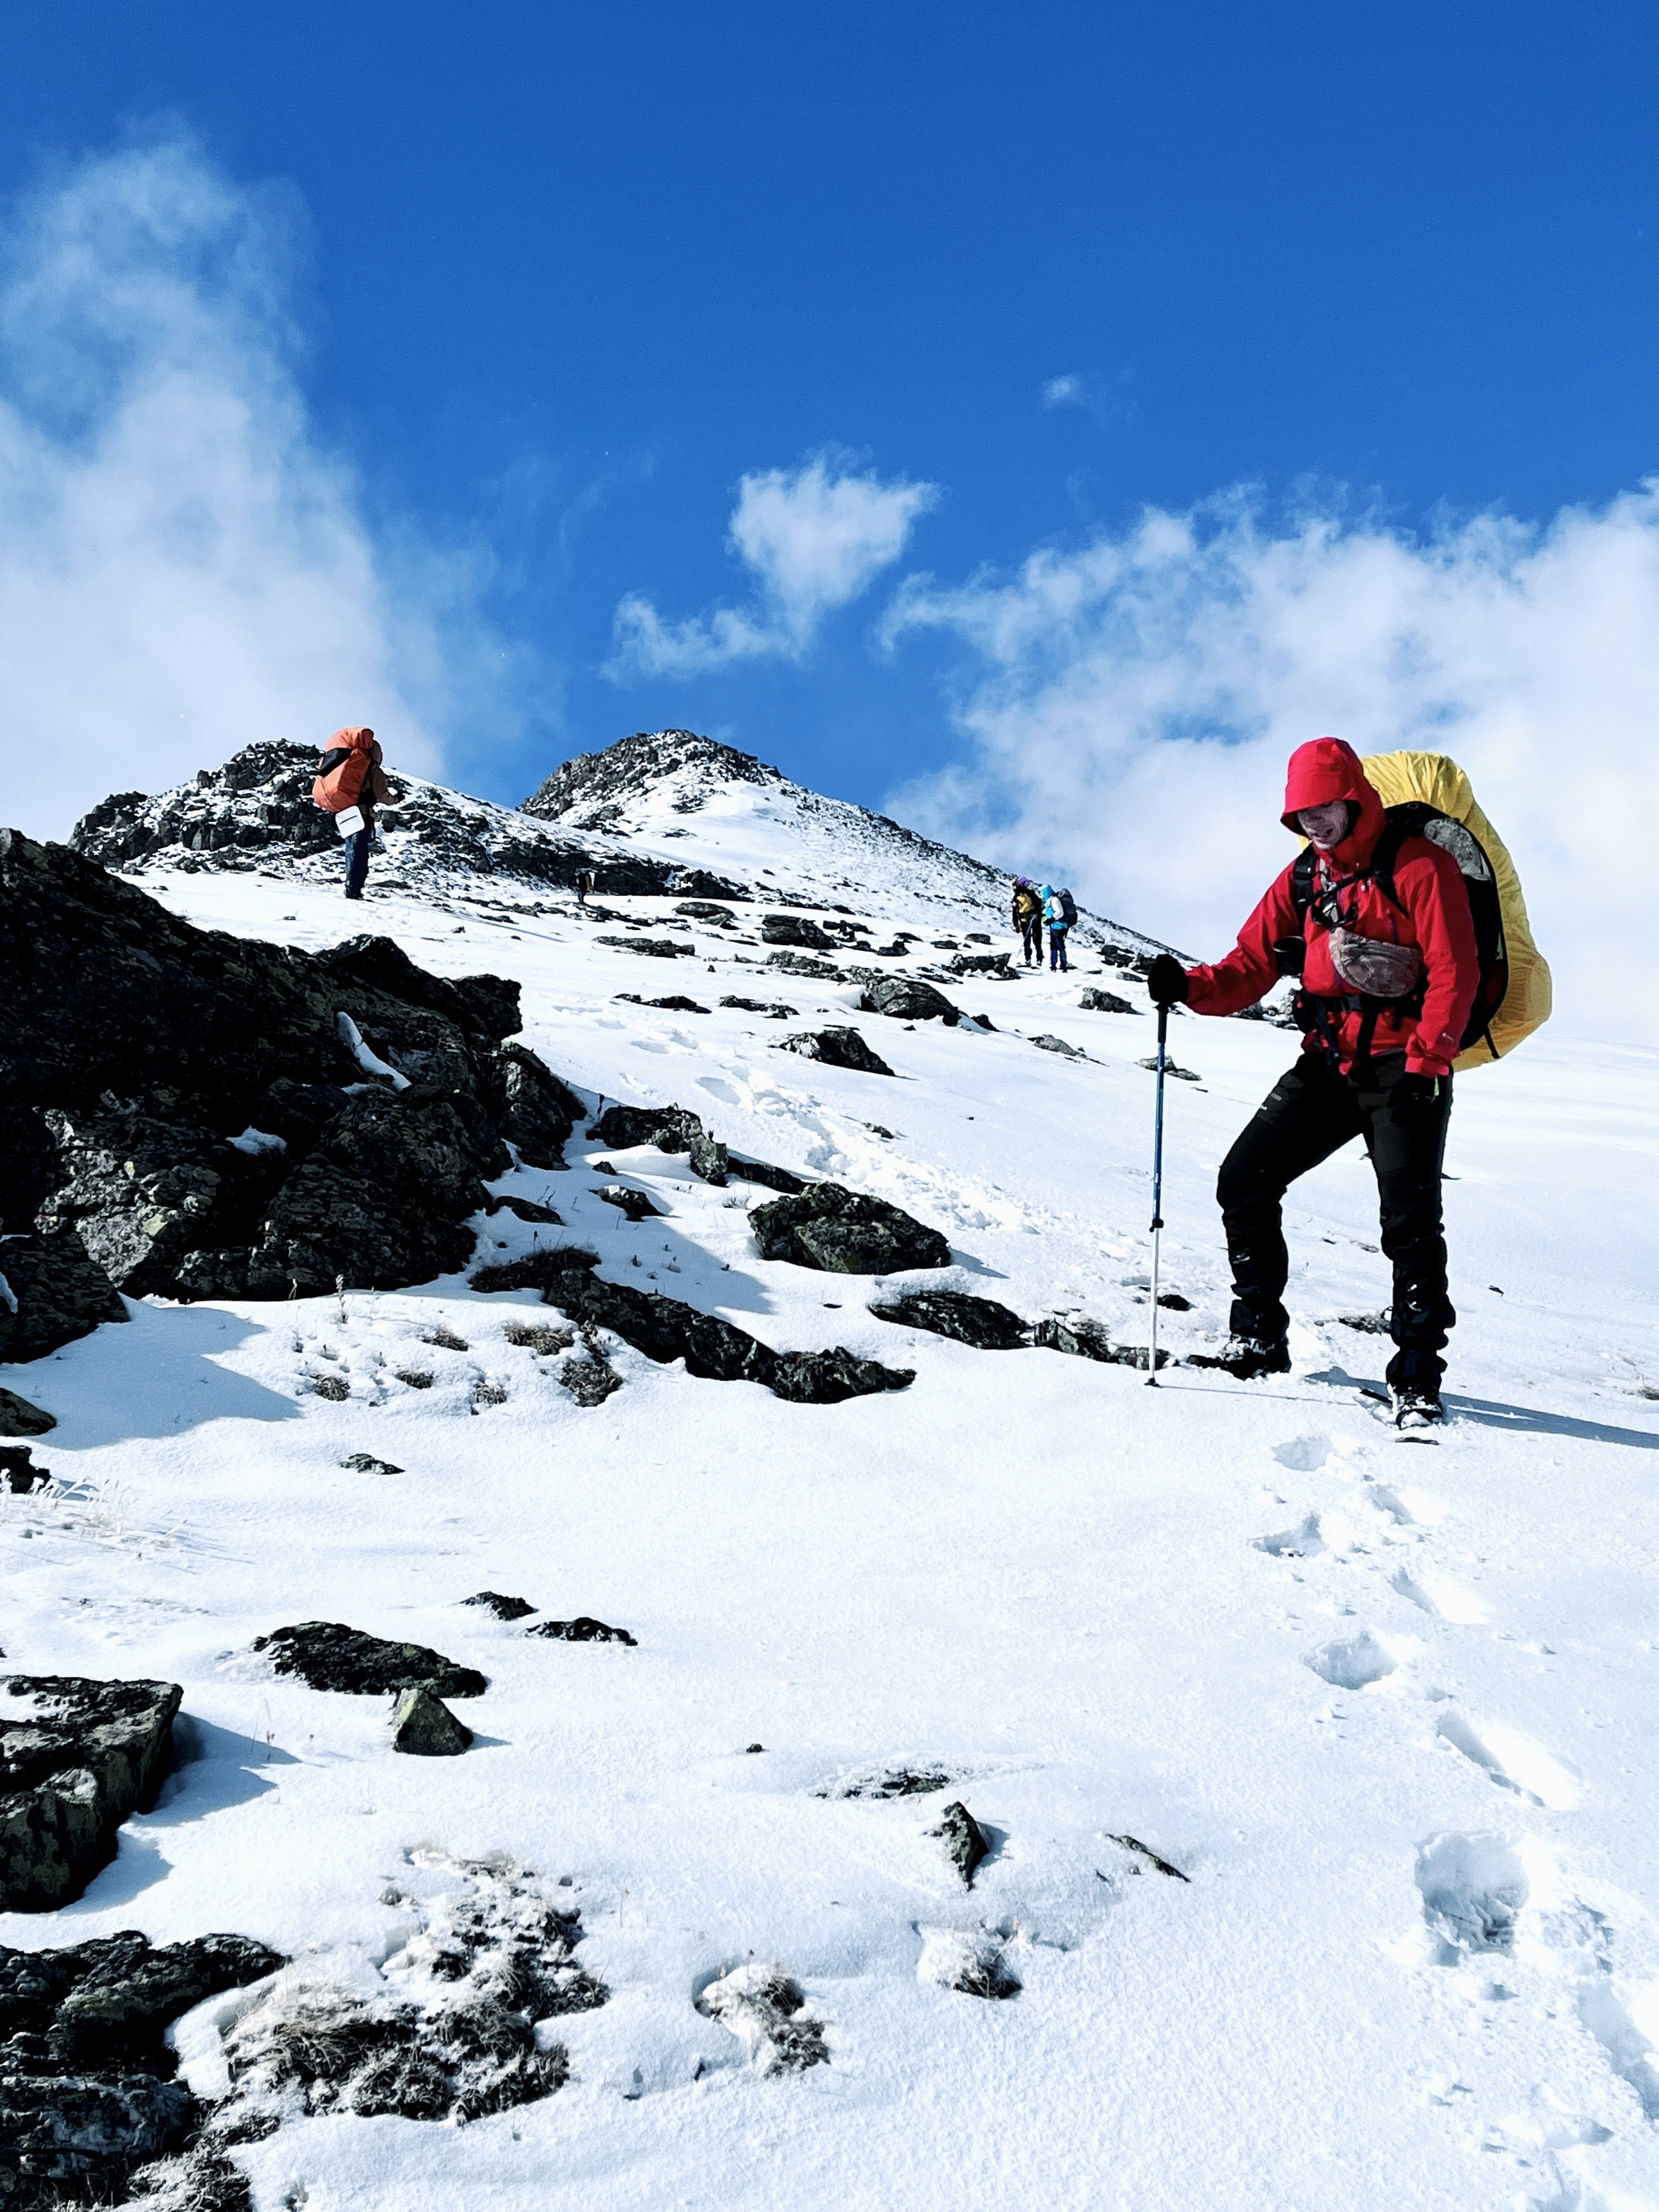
2 2 1657 1030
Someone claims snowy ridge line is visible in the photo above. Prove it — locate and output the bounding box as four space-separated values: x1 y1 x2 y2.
66 727 1168 955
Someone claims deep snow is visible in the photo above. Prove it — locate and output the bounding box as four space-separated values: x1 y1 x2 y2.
5 792 1659 2212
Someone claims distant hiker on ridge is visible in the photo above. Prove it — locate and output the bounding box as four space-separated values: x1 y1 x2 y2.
312 727 393 901
1043 884 1076 972
1146 738 1479 1428
1010 877 1043 966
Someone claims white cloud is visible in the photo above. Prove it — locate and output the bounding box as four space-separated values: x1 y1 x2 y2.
883 488 1659 1044
610 454 936 676
1041 373 1085 408
0 134 511 842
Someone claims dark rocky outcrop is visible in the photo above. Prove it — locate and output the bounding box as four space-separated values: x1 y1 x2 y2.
615 993 708 1013
749 1184 952 1275
0 831 586 1323
0 1389 54 1438
761 914 834 950
339 1452 402 1474
1031 1033 1087 1059
251 1625 487 1699
526 1617 637 1646
772 1027 894 1076
594 934 695 961
855 974 962 1025
947 951 1014 978
390 1686 473 1755
1079 986 1142 1015
1 1445 48 1494
765 949 842 982
1031 1315 1169 1370
0 1230 128 1362
463 1592 536 1621
0 1929 284 2210
535 1268 913 1404
596 1183 663 1221
766 1347 915 1404
929 1801 990 1887
589 1102 730 1185
676 900 737 923
868 1290 1028 1350
1 1676 183 1911
727 1157 808 1195
470 1246 599 1294
720 995 798 1017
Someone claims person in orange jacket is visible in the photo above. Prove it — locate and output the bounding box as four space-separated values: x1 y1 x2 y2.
1146 737 1480 1426
313 727 392 901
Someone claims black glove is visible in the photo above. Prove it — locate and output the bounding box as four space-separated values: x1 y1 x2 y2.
1388 1072 1443 1123
1146 954 1189 1008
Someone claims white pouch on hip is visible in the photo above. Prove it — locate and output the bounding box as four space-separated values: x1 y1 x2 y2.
1329 928 1422 998
334 806 366 839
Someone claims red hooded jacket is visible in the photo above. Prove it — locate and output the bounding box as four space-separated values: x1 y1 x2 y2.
1183 738 1480 1079
313 727 390 815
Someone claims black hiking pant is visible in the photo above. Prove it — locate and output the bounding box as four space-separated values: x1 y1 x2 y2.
1215 1051 1455 1389
1019 914 1043 964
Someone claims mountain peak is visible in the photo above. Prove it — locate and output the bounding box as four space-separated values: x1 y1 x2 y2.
521 729 779 830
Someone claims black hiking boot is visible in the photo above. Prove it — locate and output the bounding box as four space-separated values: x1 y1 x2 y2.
1392 1384 1444 1430
1188 1336 1292 1381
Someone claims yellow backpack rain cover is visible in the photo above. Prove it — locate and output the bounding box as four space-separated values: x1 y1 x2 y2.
1361 749 1551 1071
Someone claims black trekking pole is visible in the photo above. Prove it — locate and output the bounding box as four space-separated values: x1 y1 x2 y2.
1147 1002 1169 1386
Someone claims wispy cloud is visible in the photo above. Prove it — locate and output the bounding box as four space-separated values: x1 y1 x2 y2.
0 131 520 842
883 487 1659 1042
609 453 937 677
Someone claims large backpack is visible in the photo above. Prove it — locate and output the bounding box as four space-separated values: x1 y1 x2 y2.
1289 750 1550 1073
1058 888 1078 927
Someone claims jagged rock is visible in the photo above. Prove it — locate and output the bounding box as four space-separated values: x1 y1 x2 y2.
0 832 585 1310
0 1388 54 1437
727 1157 808 1195
470 1246 599 1294
772 1026 895 1076
251 1624 487 1699
37 1106 286 1300
855 974 962 1025
1137 1055 1201 1082
1030 1033 1087 1059
484 1193 563 1224
768 1347 915 1402
390 1687 473 1756
928 1801 990 1886
749 1183 951 1275
0 1929 283 2210
0 1099 61 1234
1031 1315 1168 1369
247 1089 497 1299
0 1445 47 1494
719 995 798 1017
947 951 1014 977
765 949 842 981
819 1765 951 1800
558 1353 623 1406
0 1229 127 1361
595 934 694 960
625 994 709 1013
538 1268 912 1404
497 1043 584 1168
596 1184 663 1221
761 914 835 950
589 1103 729 1184
526 1617 637 1646
696 1963 829 2074
1079 986 1141 1015
339 1452 403 1475
868 1290 1028 1350
676 900 736 923
1 1676 183 1911
463 1592 536 1620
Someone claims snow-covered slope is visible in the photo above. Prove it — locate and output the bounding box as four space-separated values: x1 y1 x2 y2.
6 795 1659 2211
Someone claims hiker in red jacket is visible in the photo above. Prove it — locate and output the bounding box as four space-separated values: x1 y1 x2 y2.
1146 738 1480 1426
313 727 392 900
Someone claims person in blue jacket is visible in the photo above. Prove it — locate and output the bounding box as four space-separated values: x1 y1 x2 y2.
1042 884 1072 972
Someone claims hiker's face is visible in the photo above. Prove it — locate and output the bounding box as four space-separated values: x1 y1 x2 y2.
1298 800 1350 850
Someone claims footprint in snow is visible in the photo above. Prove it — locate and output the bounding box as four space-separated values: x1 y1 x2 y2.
1436 1711 1581 1808
1254 1512 1325 1558
1389 1565 1489 1623
1304 1627 1399 1690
